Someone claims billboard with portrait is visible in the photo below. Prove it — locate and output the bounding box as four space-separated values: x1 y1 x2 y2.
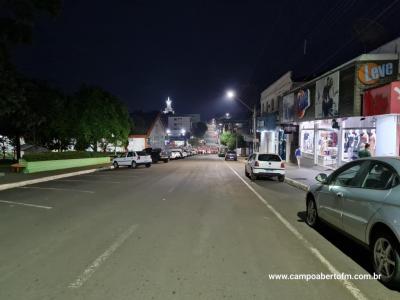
315 71 339 118
282 93 294 123
296 89 310 119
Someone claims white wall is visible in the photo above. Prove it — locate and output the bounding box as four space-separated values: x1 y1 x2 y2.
128 138 145 151
376 115 397 156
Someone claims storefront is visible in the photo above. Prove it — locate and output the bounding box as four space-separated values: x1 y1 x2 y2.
292 54 399 169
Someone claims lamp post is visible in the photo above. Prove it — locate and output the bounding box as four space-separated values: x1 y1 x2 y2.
226 90 257 153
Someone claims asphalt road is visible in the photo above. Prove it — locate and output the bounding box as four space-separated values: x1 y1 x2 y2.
0 155 399 300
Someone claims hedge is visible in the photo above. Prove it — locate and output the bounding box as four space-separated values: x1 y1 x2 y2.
23 151 112 162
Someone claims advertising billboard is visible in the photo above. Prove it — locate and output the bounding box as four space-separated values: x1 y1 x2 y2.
296 89 310 119
282 93 294 123
315 71 340 118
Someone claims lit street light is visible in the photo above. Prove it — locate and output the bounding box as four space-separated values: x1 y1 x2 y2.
226 90 235 99
225 89 257 152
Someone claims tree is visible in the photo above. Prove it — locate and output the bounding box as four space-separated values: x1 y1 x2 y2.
72 85 131 152
220 131 245 150
192 121 208 138
0 0 61 64
0 0 62 158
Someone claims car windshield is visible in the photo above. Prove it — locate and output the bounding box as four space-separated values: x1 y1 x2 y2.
258 154 281 161
227 151 236 154
136 151 146 156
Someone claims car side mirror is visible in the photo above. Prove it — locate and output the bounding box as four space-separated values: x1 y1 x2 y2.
315 173 328 184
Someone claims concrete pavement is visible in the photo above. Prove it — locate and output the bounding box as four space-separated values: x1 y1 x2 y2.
0 156 398 299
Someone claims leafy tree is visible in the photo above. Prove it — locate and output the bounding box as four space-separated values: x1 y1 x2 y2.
0 0 61 158
192 121 208 138
220 131 245 150
72 85 131 152
0 0 61 64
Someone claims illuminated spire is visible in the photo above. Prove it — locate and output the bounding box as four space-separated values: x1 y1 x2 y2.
163 97 175 114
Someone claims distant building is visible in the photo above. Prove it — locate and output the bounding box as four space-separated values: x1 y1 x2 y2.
184 114 201 124
129 111 166 151
168 115 192 136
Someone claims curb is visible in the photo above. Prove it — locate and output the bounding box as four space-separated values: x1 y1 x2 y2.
0 166 112 192
284 177 309 191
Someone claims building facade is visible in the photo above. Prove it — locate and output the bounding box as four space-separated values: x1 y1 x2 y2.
168 116 192 136
128 112 166 151
258 71 295 159
281 53 399 169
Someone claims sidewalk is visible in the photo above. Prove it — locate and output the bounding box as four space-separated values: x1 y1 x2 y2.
237 157 333 191
0 163 112 191
284 163 333 190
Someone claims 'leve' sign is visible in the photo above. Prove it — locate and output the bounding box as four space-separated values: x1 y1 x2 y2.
358 62 394 85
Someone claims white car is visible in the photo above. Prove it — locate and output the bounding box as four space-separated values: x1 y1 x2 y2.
170 150 182 159
112 151 152 169
245 153 285 182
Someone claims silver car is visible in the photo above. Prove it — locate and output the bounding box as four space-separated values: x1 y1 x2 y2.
305 157 400 286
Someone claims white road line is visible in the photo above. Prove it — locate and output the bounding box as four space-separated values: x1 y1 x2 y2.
57 179 121 184
0 200 52 210
225 163 368 300
17 187 95 194
69 224 138 289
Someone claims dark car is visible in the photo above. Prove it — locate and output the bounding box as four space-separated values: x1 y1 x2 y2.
143 148 169 163
225 150 237 161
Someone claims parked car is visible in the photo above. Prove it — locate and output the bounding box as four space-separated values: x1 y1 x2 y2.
245 153 285 181
170 149 183 159
225 150 237 161
160 149 170 163
182 150 188 158
112 151 152 169
143 147 169 163
305 157 400 287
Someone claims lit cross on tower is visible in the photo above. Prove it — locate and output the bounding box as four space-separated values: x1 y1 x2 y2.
163 97 175 114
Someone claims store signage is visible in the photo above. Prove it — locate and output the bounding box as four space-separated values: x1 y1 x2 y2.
296 89 310 119
282 124 298 134
364 81 400 116
358 62 394 85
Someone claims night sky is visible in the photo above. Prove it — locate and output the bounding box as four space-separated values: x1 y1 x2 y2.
12 0 400 120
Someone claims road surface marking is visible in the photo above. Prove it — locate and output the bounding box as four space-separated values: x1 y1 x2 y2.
0 200 52 210
168 186 176 193
225 163 368 300
57 179 121 184
18 187 95 194
69 224 138 289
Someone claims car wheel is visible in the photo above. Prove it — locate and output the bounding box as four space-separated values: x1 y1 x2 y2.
245 167 249 178
250 170 257 181
372 231 400 286
113 162 119 169
278 175 285 182
164 159 169 163
145 163 151 168
306 196 318 227
131 161 137 169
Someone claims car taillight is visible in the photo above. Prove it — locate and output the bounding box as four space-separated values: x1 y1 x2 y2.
281 162 285 168
255 161 259 167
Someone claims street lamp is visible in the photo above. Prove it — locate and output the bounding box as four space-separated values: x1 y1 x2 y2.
225 89 257 153
181 129 186 135
226 90 235 99
166 129 171 135
225 112 230 118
